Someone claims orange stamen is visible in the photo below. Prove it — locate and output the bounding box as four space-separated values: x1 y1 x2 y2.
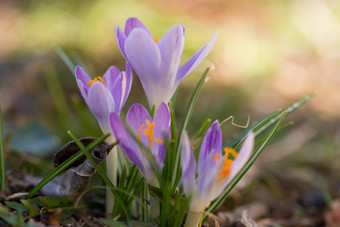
214 153 220 163
224 147 237 159
153 37 159 43
217 158 234 182
138 120 164 150
87 76 107 87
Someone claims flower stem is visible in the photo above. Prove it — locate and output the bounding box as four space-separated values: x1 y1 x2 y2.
184 211 203 227
106 135 117 215
150 194 160 218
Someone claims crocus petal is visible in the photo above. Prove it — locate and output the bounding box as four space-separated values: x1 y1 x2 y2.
229 132 254 179
124 17 153 37
213 132 255 200
126 103 153 144
109 113 146 174
115 25 127 59
87 82 115 133
158 24 185 83
152 102 171 167
75 66 91 85
181 132 196 196
176 32 217 82
198 120 222 174
102 65 120 90
125 28 162 82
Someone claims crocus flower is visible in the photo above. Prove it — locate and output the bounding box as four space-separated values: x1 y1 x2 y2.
115 17 217 108
109 102 170 186
75 63 132 134
181 121 254 226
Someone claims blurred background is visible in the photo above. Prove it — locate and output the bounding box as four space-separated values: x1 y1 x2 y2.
1 0 340 224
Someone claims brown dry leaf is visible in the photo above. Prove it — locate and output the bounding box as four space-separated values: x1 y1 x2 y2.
48 208 62 227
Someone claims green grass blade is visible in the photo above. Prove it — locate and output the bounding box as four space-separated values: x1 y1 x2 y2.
171 68 210 190
0 107 5 192
67 131 129 218
54 46 76 75
141 179 149 222
26 134 110 198
194 118 211 140
205 110 287 219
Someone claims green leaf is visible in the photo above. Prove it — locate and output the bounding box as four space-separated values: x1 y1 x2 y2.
20 199 40 217
38 196 61 208
171 68 210 191
141 179 149 222
204 110 287 220
5 201 28 212
26 133 109 199
54 46 76 75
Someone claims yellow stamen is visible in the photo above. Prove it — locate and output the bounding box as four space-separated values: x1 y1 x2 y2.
87 76 107 87
217 158 233 182
153 37 159 43
137 120 163 151
224 147 237 159
214 153 220 163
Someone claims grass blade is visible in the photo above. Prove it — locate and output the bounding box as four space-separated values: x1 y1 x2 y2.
171 68 210 190
205 110 287 218
0 107 5 191
67 131 129 218
54 46 76 76
26 133 110 198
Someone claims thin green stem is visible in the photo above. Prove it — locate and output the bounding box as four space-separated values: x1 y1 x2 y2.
105 135 117 215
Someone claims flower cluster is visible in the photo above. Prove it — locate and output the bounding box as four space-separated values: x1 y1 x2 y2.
74 17 254 226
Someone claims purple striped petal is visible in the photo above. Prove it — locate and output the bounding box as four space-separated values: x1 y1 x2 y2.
198 120 222 174
125 28 161 82
158 24 185 82
115 25 127 59
181 132 196 195
152 102 171 167
176 32 217 81
126 103 152 136
109 113 145 174
75 66 91 85
124 17 153 37
87 82 115 133
102 66 120 90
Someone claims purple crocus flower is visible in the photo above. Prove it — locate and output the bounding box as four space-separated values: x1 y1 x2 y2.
75 63 132 134
181 121 254 215
115 17 217 108
109 102 171 186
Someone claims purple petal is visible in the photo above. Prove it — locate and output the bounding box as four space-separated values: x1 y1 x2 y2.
75 66 91 85
198 120 222 173
181 132 196 195
124 28 161 83
230 132 254 178
176 32 217 81
123 63 133 105
126 103 152 135
157 24 185 82
115 25 127 59
87 82 115 133
124 17 153 37
213 133 254 199
152 102 171 167
102 66 120 90
109 113 145 174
